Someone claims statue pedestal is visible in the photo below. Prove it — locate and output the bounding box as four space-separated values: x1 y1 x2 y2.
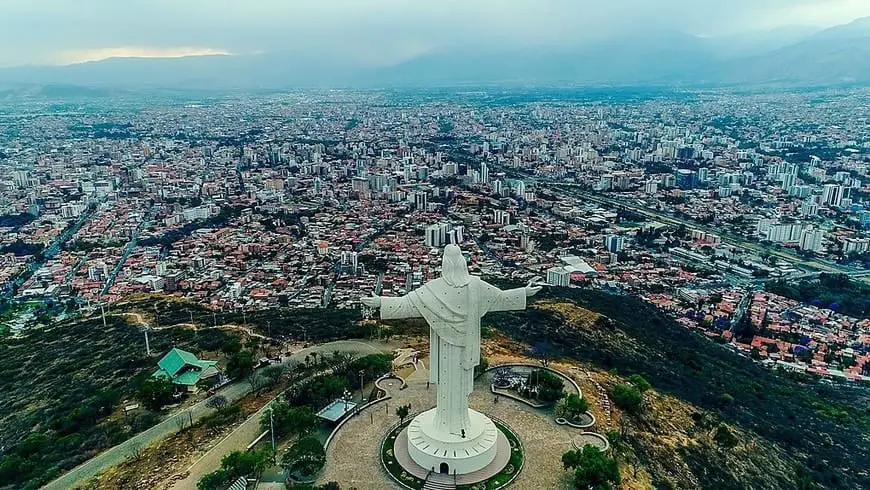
407 408 499 476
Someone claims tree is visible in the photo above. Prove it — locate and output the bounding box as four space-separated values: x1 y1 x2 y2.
221 449 269 479
261 364 286 388
528 369 565 403
396 403 411 424
565 393 590 419
198 449 269 490
474 353 490 377
562 449 581 470
205 395 228 410
714 424 739 449
556 393 590 420
248 373 266 393
220 339 242 355
226 350 255 380
610 384 643 414
563 445 621 490
312 375 347 407
136 377 175 411
281 436 326 478
264 402 317 439
627 374 651 393
197 469 230 490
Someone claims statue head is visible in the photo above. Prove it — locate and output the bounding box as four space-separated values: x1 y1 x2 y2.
442 244 470 287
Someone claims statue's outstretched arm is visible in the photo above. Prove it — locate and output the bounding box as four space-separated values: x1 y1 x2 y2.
481 282 527 313
362 294 423 319
482 278 542 313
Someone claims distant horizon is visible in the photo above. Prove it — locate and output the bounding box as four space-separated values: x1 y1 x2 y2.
1 17 860 69
2 0 870 67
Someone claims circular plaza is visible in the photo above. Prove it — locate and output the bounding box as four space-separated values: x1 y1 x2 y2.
318 360 609 489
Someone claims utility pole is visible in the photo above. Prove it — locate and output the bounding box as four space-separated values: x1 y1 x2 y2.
269 406 276 462
100 304 107 328
359 369 365 402
189 309 193 323
213 310 217 327
144 328 151 356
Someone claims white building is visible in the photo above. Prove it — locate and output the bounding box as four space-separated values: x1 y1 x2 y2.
546 267 571 287
604 235 625 253
800 200 819 217
766 223 805 244
822 184 846 208
799 228 825 252
842 237 869 255
425 223 452 248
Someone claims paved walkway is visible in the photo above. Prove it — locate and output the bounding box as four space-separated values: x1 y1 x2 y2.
319 362 586 489
170 402 271 490
46 340 388 490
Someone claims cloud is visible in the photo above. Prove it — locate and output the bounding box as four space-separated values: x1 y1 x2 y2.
0 0 868 67
54 47 232 65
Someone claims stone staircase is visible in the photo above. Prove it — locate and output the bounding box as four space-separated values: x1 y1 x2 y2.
422 472 456 490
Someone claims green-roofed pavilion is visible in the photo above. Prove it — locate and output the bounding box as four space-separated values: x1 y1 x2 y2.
153 347 221 392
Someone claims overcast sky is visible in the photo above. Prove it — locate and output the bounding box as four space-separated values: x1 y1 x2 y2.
1 0 869 67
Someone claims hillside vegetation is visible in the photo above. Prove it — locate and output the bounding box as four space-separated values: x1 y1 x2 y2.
766 273 870 319
0 313 237 490
489 286 870 489
0 295 371 490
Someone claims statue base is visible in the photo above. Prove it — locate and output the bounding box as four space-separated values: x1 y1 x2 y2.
407 408 499 476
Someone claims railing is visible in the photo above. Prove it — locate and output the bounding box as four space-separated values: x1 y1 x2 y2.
324 394 392 450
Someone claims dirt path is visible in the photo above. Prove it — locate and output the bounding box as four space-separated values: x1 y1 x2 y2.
117 311 269 341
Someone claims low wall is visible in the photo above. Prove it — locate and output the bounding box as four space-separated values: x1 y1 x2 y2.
484 363 582 408
376 373 407 391
555 412 596 429
324 393 392 450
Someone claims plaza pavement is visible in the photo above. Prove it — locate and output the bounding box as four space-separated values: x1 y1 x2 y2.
319 361 583 489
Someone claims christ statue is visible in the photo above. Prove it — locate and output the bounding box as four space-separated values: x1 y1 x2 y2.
362 245 542 438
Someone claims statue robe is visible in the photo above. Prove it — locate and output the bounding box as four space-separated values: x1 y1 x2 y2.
380 276 526 436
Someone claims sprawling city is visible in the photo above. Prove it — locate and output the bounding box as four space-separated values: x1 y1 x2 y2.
1 3 870 490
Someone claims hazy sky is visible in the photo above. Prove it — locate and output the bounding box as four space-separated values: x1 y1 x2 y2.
1 0 869 67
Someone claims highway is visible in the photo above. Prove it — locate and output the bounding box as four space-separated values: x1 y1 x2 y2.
2 201 100 300
541 182 868 281
41 340 389 490
101 207 156 295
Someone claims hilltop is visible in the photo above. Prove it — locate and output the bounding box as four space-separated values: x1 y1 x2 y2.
1 289 868 489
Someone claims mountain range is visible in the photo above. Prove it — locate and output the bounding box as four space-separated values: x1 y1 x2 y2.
2 17 870 91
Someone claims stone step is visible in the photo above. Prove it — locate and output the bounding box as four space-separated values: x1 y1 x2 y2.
422 473 456 490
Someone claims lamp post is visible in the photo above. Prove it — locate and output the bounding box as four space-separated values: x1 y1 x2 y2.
359 369 365 402
342 389 352 412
